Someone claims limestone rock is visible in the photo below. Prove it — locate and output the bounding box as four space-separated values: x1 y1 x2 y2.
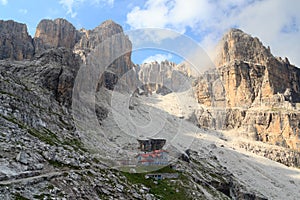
16 151 29 165
215 28 272 67
126 61 191 95
195 28 300 150
75 20 133 90
238 141 300 167
243 111 300 150
75 19 132 71
212 29 300 107
217 60 266 107
34 18 80 53
138 61 176 94
195 68 225 107
35 47 82 107
75 19 124 54
0 20 34 60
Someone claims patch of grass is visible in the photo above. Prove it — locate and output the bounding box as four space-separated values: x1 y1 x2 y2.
1 114 26 129
14 193 30 200
48 160 66 168
28 127 59 146
121 166 189 200
48 159 80 170
1 114 60 146
0 90 17 97
119 165 171 173
86 170 95 177
209 172 226 183
47 184 55 190
33 193 51 200
62 138 87 152
1 113 86 152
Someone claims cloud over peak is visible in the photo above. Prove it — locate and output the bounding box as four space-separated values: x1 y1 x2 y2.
143 53 173 63
126 0 300 66
59 0 114 18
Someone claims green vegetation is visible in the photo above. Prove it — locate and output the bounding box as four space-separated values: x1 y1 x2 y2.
1 113 86 152
1 114 26 129
121 166 189 200
62 138 87 152
28 127 59 146
33 193 51 200
0 90 17 97
47 184 55 190
14 193 30 200
1 114 59 145
119 165 171 173
48 159 80 170
86 170 95 177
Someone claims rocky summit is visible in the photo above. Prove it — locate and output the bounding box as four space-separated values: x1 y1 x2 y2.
0 18 300 200
0 20 34 60
215 29 300 150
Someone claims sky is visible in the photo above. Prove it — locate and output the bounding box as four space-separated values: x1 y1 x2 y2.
0 0 299 66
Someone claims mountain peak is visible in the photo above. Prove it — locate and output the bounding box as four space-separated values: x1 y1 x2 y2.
100 19 119 26
227 28 244 33
215 28 272 66
94 19 124 35
34 18 80 53
0 19 34 60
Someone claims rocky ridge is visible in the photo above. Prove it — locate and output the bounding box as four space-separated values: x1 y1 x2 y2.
0 18 132 91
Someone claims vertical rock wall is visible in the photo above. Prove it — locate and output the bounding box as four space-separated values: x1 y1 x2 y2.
0 20 34 60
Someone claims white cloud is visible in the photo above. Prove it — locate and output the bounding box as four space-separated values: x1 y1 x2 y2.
93 0 114 6
127 0 210 33
143 53 173 63
233 0 300 66
18 9 28 14
59 0 79 18
59 0 114 18
1 0 7 5
126 0 300 66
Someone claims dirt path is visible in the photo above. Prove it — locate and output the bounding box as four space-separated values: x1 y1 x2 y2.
0 171 65 186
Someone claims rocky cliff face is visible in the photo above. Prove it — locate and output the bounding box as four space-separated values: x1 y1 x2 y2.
34 47 82 107
75 20 125 54
136 61 186 95
195 28 300 150
0 20 34 60
75 20 133 90
120 60 196 96
0 18 132 91
213 28 300 107
34 18 81 53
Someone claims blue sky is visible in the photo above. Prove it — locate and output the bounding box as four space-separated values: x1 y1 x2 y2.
0 0 299 65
